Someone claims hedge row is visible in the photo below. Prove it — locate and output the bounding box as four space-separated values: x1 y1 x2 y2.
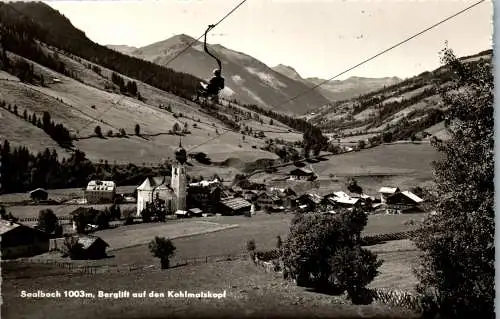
360 228 425 246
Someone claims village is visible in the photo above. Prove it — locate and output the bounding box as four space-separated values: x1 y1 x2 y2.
0 142 426 261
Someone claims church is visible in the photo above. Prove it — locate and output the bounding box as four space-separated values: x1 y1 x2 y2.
136 141 187 217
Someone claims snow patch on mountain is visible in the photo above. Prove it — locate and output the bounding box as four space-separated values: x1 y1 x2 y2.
231 75 244 84
245 67 287 89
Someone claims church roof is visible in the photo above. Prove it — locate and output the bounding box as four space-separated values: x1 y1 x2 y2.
137 176 172 191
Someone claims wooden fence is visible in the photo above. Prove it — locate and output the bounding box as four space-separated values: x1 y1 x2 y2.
6 253 247 276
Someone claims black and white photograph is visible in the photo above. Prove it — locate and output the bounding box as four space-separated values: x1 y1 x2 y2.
0 0 494 318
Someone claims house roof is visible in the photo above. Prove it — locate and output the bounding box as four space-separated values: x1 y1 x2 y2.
379 187 400 194
332 196 360 205
401 191 424 203
189 208 203 214
137 176 171 191
220 197 252 210
87 180 116 191
77 235 109 250
0 219 22 235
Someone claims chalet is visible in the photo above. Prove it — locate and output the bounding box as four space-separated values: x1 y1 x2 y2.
378 187 400 203
85 180 116 204
386 191 424 214
29 188 48 202
243 190 260 202
0 220 49 259
219 197 252 215
187 180 222 215
297 193 323 211
136 177 175 217
256 192 282 210
289 168 316 181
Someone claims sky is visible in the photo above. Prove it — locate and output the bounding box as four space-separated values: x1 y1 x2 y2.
45 0 493 80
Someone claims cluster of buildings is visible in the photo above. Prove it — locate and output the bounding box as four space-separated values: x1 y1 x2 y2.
293 186 424 215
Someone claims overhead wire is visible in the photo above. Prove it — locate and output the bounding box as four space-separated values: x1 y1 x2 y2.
75 0 247 134
269 0 487 111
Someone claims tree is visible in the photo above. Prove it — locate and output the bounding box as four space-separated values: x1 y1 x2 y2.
281 211 381 301
149 236 176 269
63 236 84 260
37 209 58 234
134 124 140 136
173 123 180 132
413 47 494 319
94 125 102 138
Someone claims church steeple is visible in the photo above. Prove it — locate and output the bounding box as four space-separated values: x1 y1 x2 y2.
175 137 187 165
172 137 187 211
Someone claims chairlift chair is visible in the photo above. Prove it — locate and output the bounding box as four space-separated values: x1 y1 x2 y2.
195 25 225 105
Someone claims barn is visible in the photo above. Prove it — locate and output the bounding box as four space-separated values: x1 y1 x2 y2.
386 191 424 213
0 220 50 259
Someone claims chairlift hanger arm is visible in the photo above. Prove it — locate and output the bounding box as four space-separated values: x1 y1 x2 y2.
204 25 222 71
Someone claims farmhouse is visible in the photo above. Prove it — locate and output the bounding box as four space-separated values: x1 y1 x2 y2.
136 176 175 217
219 197 252 215
289 168 315 181
85 180 116 204
256 192 282 210
0 220 49 259
29 188 48 201
297 193 323 211
325 191 361 208
187 178 222 215
378 186 400 203
243 190 260 201
385 191 424 214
